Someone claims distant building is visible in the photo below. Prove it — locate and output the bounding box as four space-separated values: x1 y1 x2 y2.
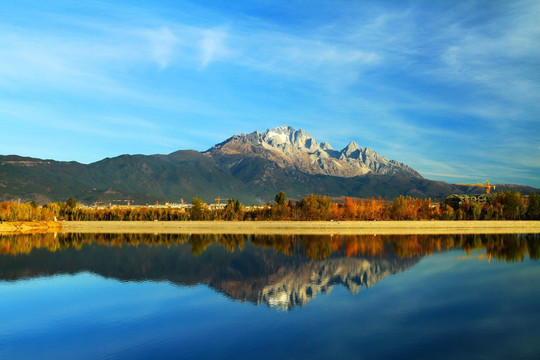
444 194 489 209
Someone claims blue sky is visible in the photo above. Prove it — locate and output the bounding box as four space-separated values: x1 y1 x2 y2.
0 0 539 187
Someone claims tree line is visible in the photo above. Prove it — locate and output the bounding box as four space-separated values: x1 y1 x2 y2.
1 190 539 222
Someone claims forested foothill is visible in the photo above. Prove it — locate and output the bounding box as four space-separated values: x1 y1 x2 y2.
1 191 539 222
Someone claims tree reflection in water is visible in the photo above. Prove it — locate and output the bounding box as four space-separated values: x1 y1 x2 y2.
1 232 538 261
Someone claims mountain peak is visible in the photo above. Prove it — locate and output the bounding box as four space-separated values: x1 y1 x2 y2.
207 126 422 179
320 141 333 150
342 141 360 156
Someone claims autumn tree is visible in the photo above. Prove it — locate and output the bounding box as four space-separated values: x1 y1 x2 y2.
296 194 332 220
391 196 408 220
343 197 359 219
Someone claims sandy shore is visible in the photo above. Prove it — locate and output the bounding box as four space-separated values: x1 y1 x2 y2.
0 221 61 234
56 220 540 235
1 220 538 235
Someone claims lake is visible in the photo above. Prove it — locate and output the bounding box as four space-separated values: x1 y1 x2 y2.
1 232 539 359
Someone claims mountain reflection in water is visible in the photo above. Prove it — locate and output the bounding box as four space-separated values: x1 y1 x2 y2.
1 233 538 310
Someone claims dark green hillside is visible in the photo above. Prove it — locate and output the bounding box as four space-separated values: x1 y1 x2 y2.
0 155 96 203
1 152 538 205
0 153 258 204
88 151 257 204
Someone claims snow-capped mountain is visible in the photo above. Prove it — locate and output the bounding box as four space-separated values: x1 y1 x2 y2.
207 125 422 178
3 126 536 204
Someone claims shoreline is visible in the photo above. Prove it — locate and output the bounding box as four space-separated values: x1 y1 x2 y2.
1 220 539 235
60 220 540 235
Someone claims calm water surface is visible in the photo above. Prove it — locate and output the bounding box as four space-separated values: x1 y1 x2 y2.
1 233 539 359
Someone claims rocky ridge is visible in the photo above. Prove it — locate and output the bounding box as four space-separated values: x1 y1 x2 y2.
206 125 422 178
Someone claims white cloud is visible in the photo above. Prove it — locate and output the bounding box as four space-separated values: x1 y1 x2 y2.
199 28 229 68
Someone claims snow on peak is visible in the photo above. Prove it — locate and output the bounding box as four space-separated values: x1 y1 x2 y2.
273 125 294 133
260 126 320 152
265 130 289 144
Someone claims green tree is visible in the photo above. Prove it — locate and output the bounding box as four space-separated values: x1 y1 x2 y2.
467 201 482 220
274 191 286 206
190 197 208 220
223 198 237 220
527 192 540 220
66 197 77 209
500 191 523 220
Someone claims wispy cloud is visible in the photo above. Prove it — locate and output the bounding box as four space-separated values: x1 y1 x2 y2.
226 29 382 89
0 1 538 185
430 2 540 116
139 27 179 69
199 28 229 68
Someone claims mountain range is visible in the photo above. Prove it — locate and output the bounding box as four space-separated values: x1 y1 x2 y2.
0 126 537 204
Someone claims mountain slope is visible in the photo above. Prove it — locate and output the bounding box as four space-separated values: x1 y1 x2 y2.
210 153 467 200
